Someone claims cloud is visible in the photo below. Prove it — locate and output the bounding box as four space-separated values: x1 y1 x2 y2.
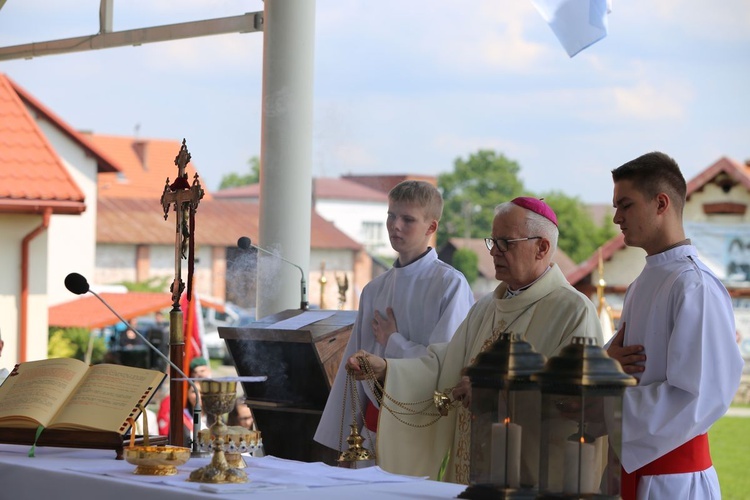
641 0 750 42
612 80 693 120
329 143 378 171
431 133 526 160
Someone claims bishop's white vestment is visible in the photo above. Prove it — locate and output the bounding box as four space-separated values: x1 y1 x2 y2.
614 245 743 499
314 249 475 452
376 263 603 483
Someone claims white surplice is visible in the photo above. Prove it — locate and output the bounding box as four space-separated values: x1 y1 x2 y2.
616 245 744 499
314 248 475 452
376 264 603 483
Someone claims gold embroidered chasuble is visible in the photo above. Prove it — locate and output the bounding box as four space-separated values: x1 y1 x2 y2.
375 264 603 483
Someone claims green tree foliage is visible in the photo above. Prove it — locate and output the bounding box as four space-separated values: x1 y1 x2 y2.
452 248 479 285
48 327 107 363
219 156 260 189
437 150 525 247
437 149 615 265
119 276 170 293
539 191 617 263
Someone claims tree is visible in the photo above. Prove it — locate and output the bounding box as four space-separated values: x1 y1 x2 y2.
219 156 260 190
452 248 479 285
436 149 615 264
119 276 170 293
437 150 525 247
48 327 107 363
538 191 616 263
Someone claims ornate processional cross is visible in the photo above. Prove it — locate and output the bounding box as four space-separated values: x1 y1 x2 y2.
159 138 204 447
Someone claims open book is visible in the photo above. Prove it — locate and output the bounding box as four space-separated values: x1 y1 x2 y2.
0 357 165 434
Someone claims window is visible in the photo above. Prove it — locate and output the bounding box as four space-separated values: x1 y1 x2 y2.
362 221 384 252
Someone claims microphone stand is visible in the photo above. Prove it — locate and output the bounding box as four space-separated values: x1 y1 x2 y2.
239 237 308 310
86 288 204 457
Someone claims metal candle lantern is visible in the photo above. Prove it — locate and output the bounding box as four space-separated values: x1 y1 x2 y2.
459 333 546 500
533 336 636 499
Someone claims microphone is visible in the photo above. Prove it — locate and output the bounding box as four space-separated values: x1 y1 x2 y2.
237 236 309 310
64 272 204 456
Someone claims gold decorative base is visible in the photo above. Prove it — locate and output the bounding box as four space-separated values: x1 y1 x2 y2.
188 440 248 483
226 452 246 469
134 464 179 476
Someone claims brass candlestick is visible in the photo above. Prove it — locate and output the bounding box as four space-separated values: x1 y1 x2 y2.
188 380 248 483
319 261 327 309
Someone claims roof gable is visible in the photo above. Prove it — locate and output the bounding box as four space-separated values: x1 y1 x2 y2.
0 74 86 214
7 75 120 175
686 156 750 196
568 156 750 286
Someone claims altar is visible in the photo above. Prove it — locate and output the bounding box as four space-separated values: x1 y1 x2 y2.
0 444 465 499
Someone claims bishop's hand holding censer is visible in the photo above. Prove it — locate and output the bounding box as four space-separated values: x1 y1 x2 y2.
337 351 463 468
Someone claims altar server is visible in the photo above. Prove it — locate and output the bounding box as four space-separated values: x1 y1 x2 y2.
314 180 475 454
607 151 744 499
346 197 603 483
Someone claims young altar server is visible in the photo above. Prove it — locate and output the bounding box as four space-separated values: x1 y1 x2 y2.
606 151 744 499
314 180 475 454
345 197 604 483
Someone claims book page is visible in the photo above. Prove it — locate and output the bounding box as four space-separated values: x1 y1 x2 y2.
0 358 88 428
50 363 165 433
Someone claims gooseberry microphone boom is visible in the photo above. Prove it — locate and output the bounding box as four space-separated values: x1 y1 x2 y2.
63 272 203 456
237 236 309 310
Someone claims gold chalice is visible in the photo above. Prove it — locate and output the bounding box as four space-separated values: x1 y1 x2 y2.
188 379 248 483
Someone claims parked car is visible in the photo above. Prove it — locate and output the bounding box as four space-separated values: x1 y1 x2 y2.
203 303 255 364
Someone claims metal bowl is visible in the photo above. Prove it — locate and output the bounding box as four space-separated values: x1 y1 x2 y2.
124 445 191 475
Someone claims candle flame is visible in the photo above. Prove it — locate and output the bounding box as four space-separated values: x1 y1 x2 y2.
504 417 510 425
580 436 585 444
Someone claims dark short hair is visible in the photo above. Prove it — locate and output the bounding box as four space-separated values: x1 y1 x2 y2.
612 152 686 214
388 180 444 221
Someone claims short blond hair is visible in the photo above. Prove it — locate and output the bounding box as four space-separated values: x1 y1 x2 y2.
388 180 443 221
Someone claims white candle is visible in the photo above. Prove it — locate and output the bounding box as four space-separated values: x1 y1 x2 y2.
563 438 597 494
490 420 521 488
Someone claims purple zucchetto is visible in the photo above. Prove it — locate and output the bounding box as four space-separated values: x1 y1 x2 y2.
511 197 558 226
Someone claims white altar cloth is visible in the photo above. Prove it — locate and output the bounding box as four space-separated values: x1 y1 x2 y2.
0 444 466 499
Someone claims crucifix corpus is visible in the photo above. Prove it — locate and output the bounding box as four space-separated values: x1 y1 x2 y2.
160 139 204 447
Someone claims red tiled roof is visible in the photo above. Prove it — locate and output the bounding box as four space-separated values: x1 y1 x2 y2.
565 233 626 285
213 183 260 199
214 178 388 203
686 156 750 195
314 178 387 202
0 75 85 214
568 155 750 286
49 292 173 329
89 134 212 201
342 174 438 194
8 76 120 175
98 197 362 250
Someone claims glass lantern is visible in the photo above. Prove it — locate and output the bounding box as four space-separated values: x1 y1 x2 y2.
459 333 546 500
533 336 636 499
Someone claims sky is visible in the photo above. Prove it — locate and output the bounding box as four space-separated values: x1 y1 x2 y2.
0 0 748 204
